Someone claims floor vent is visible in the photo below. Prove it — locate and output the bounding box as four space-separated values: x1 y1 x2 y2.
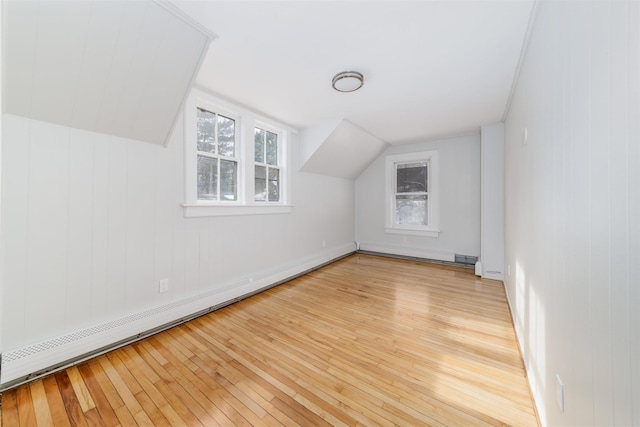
454 254 478 266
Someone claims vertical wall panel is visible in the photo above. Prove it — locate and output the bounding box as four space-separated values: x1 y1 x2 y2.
170 116 186 298
65 129 95 331
25 121 69 344
91 134 110 324
198 228 209 290
106 138 127 318
504 1 639 426
480 123 504 280
1 116 30 348
608 2 632 425
154 141 174 305
589 3 614 425
628 3 640 424
568 4 595 425
183 219 200 297
124 140 155 312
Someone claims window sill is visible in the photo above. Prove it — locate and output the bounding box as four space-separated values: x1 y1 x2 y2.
182 204 293 218
384 226 440 238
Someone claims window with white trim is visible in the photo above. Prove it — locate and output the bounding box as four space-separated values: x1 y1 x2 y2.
385 150 440 237
183 89 292 217
196 108 238 201
254 126 280 202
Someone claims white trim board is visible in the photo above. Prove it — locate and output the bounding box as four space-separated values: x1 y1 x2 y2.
0 243 356 390
357 243 455 263
503 281 545 426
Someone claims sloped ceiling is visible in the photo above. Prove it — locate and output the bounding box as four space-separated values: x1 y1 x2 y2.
171 0 535 144
169 0 535 179
2 0 212 146
300 120 388 180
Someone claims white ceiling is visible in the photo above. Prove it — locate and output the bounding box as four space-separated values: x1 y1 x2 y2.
3 0 210 146
171 0 535 144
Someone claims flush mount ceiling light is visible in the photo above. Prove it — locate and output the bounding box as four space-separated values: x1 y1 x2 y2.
332 71 364 92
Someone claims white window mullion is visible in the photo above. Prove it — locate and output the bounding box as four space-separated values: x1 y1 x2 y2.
183 88 294 216
385 150 440 237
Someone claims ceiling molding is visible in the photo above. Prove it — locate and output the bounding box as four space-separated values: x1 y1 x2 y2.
502 0 540 122
154 0 218 41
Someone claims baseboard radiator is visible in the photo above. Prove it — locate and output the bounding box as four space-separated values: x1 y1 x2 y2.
357 242 476 269
0 244 356 392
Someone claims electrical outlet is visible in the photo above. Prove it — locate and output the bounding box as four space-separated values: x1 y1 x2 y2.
159 278 169 293
556 375 564 412
507 264 511 277
523 127 528 145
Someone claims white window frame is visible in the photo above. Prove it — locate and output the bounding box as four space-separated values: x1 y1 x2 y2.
253 121 283 203
183 88 293 217
385 150 440 237
195 106 241 203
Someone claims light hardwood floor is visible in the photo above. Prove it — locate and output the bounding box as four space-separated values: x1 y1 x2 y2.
1 254 539 426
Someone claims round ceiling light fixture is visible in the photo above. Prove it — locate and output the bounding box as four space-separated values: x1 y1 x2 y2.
332 71 364 92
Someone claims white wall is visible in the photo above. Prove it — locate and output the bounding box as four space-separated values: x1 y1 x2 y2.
0 111 355 360
504 1 639 426
0 1 3 358
480 123 505 280
355 134 480 259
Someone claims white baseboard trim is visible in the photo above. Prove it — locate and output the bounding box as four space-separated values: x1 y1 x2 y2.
502 281 546 427
0 243 356 390
483 271 505 281
357 242 455 263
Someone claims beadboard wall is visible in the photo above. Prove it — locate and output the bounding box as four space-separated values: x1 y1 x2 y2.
1 112 355 383
504 1 640 426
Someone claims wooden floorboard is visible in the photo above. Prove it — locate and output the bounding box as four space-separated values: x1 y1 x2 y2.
1 254 539 426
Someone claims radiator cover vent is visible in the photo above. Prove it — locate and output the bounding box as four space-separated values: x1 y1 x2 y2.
454 254 478 266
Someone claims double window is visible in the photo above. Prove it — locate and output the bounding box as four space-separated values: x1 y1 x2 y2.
196 108 238 201
254 127 280 202
184 89 292 217
385 150 440 237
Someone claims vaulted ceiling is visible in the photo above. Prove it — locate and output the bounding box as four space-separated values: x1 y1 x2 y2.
172 0 536 145
2 0 212 146
2 0 535 170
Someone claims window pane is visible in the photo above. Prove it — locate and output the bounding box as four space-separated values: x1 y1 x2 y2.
219 159 237 201
254 128 265 163
266 131 278 165
255 165 267 201
396 161 427 193
395 194 428 226
197 108 216 153
197 155 217 200
268 168 280 202
217 115 235 157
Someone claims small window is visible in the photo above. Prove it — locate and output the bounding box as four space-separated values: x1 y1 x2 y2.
254 127 280 202
385 151 439 237
395 161 429 226
196 108 238 201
